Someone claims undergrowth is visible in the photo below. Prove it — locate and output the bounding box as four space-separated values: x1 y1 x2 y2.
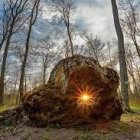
0 94 17 112
129 97 140 112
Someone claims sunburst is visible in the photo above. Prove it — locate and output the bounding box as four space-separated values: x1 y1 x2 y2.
77 85 94 107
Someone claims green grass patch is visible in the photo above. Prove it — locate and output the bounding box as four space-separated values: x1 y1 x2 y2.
73 133 94 140
121 113 140 122
129 97 140 112
0 94 17 112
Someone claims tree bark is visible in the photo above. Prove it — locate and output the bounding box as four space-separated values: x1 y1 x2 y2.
19 24 32 101
43 66 47 85
0 26 13 105
0 38 5 52
66 23 74 56
133 38 140 59
111 0 130 111
19 0 40 101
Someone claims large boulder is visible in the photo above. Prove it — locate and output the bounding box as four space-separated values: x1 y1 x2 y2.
22 55 123 127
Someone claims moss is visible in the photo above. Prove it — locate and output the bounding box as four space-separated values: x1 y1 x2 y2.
121 114 140 122
129 97 140 112
73 133 94 140
41 133 50 140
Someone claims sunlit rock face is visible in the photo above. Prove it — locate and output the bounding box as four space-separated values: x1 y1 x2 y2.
22 55 123 127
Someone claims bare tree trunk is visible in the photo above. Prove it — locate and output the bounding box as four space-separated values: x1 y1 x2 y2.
19 24 32 100
127 60 139 97
0 79 4 105
19 0 40 101
133 38 140 59
13 79 17 94
128 83 133 96
0 38 5 52
43 66 46 85
0 0 30 105
111 0 130 111
50 0 75 56
107 42 113 68
128 70 139 96
0 28 13 105
24 75 27 93
67 25 74 56
64 40 69 58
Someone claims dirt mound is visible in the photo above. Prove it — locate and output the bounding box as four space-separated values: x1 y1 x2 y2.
22 55 123 127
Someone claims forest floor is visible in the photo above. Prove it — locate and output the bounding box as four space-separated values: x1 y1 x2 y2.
0 97 140 140
0 113 140 140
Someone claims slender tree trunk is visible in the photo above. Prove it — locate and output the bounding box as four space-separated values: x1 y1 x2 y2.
24 75 27 93
128 70 139 96
0 30 12 105
93 47 100 64
107 42 113 68
0 79 4 105
19 25 32 100
64 40 69 58
128 83 133 96
0 38 5 52
133 38 140 59
111 0 130 111
19 0 40 101
67 25 74 56
130 74 138 94
16 91 20 105
13 81 17 94
43 66 46 85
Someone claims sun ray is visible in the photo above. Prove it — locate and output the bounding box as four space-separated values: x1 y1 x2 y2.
76 85 94 107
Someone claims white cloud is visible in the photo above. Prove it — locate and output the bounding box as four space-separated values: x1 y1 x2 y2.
41 0 117 42
42 5 53 20
75 0 116 41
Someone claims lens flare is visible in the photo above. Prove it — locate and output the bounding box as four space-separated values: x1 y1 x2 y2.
81 94 90 101
77 86 94 107
79 94 93 106
71 82 103 109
